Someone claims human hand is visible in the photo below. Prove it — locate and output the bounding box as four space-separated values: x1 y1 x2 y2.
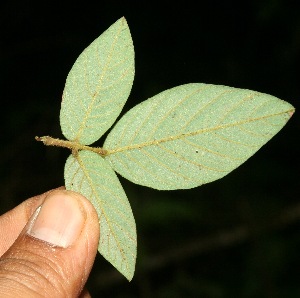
0 188 100 297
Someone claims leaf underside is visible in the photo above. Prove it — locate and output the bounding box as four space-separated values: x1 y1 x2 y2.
104 83 294 190
60 17 134 145
64 151 136 281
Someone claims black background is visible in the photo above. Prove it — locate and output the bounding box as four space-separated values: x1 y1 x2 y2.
1 1 299 297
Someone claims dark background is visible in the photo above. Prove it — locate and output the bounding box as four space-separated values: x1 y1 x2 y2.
1 1 299 297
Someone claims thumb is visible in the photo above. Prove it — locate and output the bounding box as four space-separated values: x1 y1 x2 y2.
0 190 100 298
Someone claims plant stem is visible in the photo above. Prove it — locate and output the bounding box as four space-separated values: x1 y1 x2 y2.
35 136 108 156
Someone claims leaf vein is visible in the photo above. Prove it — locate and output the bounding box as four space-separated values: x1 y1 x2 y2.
140 148 200 182
181 138 243 161
75 154 130 271
75 20 125 141
107 110 291 155
157 143 228 173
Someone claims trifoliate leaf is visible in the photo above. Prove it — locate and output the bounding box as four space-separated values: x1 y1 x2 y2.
104 83 294 190
64 151 136 281
36 17 294 281
60 17 134 145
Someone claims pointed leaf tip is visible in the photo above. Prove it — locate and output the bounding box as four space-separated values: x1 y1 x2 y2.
288 109 295 118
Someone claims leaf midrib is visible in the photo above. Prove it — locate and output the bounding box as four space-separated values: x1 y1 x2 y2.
75 152 130 274
75 19 125 142
105 109 293 155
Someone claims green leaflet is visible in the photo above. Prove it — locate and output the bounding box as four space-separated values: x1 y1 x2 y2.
64 151 136 281
104 83 294 190
60 17 134 145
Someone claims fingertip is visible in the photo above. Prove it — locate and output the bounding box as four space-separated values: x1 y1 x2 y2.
26 191 86 248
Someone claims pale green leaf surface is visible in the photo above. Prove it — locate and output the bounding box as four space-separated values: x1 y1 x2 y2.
104 83 294 190
64 151 136 280
60 17 134 145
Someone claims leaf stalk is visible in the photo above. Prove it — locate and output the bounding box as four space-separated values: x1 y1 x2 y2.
35 136 108 156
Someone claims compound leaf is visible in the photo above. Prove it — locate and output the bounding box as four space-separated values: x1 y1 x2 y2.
64 150 136 281
104 83 294 190
60 17 134 145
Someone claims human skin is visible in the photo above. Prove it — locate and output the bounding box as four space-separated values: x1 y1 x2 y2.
0 188 100 298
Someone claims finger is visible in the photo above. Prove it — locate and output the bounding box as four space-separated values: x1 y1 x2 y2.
0 189 100 298
0 187 64 256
